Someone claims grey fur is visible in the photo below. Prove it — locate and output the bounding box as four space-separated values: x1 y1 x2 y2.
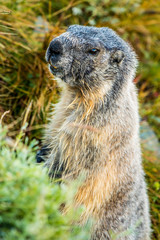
40 25 151 239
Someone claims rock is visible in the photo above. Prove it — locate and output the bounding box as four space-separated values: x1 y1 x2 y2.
140 120 160 161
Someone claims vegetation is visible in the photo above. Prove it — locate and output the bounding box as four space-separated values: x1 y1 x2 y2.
0 125 91 240
0 0 159 239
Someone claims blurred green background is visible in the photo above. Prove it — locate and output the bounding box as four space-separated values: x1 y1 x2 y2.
0 0 160 239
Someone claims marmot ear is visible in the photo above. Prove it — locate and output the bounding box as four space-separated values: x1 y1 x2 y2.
110 50 124 64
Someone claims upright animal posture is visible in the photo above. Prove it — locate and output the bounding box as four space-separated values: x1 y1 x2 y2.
37 25 151 240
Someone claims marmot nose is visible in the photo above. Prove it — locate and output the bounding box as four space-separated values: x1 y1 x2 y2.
46 40 63 63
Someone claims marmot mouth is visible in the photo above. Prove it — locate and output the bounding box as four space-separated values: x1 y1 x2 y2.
51 65 57 69
49 65 60 74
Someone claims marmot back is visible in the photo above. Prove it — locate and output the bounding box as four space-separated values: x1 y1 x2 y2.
37 25 151 240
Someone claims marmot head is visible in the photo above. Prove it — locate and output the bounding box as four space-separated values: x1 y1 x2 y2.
46 25 138 92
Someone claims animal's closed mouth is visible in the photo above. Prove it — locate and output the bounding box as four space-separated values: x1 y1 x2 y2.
50 65 59 73
51 65 57 69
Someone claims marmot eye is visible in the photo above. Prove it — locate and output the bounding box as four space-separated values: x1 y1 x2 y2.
88 48 99 55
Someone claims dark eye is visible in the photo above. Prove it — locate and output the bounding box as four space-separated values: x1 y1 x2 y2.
88 48 99 55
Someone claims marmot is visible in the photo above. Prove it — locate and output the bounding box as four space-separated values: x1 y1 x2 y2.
37 25 151 240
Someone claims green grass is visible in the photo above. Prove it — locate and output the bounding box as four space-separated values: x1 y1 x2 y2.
143 153 160 239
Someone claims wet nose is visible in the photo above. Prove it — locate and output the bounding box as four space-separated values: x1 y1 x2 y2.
46 40 63 63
